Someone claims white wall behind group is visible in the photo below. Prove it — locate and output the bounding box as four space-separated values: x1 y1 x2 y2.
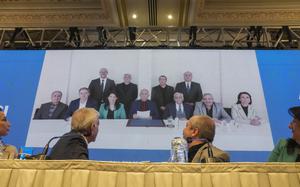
151 50 221 102
32 51 72 116
28 49 272 152
32 49 268 121
220 50 268 119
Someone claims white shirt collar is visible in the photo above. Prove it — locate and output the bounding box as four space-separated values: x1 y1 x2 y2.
79 100 87 109
176 103 184 112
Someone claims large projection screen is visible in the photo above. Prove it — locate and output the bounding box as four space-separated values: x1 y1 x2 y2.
1 49 300 162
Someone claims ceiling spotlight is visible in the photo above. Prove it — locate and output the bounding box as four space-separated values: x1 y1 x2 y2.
167 14 173 20
132 14 137 19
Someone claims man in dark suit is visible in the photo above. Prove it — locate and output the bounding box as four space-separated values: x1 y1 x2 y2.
116 73 138 118
163 92 193 120
34 90 68 119
129 89 159 119
48 108 100 160
151 75 174 118
88 68 116 108
65 87 98 119
175 71 203 107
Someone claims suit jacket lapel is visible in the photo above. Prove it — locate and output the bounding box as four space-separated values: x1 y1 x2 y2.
52 103 61 117
200 103 207 115
212 103 218 118
237 104 247 119
171 103 177 117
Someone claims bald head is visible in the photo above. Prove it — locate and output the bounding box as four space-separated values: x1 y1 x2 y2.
184 71 192 82
99 68 108 79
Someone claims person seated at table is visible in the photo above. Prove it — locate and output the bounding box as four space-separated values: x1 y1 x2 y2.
163 92 193 120
48 108 100 160
99 91 126 119
34 90 68 119
231 92 261 125
0 111 17 159
183 115 230 163
269 106 300 162
129 88 159 119
194 93 231 123
65 87 98 119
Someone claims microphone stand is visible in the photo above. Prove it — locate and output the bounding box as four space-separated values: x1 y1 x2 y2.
24 136 62 160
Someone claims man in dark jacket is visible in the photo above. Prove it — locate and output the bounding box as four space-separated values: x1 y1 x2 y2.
34 90 68 119
48 108 100 160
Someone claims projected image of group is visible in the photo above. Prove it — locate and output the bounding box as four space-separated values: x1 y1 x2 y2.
33 68 262 127
27 50 273 151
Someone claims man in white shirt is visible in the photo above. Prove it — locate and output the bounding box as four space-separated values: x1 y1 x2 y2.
88 68 116 108
163 92 193 120
65 87 98 119
175 71 203 107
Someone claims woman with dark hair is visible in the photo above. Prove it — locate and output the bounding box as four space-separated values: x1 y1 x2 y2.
231 92 261 125
269 106 300 162
99 91 126 119
0 111 17 159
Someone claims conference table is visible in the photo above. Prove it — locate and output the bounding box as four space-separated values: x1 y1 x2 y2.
26 119 273 152
0 159 299 187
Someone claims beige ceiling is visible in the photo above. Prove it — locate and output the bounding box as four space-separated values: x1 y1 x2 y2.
0 0 300 27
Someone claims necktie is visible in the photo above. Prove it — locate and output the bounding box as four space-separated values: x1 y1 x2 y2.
101 80 105 91
177 104 185 119
186 83 190 92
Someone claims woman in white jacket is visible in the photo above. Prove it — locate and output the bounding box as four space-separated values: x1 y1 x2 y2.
231 92 261 125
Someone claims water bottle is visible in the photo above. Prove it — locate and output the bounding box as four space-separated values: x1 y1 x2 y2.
170 137 188 162
166 117 175 128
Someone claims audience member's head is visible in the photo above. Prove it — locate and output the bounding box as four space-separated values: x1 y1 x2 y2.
123 73 132 85
51 90 63 105
288 106 300 142
236 91 252 106
140 89 150 102
158 75 167 87
184 71 193 82
0 111 17 158
79 87 90 102
183 115 215 142
99 68 108 79
0 111 10 136
174 92 184 105
202 93 214 108
71 108 100 143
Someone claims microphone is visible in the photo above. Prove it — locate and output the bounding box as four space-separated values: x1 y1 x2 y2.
39 136 63 159
29 133 82 160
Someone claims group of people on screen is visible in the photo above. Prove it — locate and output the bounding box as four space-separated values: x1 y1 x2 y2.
34 68 262 125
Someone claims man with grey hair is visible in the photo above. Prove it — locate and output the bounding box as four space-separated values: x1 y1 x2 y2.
34 90 68 119
194 93 231 123
175 71 203 107
183 115 230 162
48 108 100 160
116 73 138 118
129 89 159 119
88 68 116 108
163 92 193 120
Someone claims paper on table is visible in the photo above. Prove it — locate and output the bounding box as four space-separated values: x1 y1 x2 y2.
137 110 150 119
